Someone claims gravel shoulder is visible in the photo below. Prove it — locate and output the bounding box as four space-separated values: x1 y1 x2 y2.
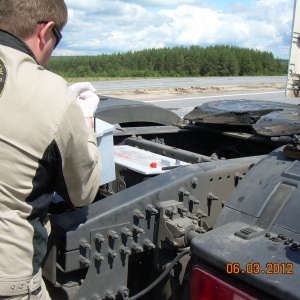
98 82 285 100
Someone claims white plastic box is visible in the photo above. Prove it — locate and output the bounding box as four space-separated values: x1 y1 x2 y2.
114 145 189 175
95 118 116 185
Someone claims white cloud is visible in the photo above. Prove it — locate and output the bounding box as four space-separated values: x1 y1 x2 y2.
117 0 200 6
55 0 294 58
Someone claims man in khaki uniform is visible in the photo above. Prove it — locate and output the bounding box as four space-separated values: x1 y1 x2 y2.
0 0 101 299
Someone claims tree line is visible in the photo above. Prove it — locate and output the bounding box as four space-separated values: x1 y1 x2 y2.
46 45 287 78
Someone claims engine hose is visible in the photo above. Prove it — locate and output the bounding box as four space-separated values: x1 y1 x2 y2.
124 249 191 300
169 265 182 300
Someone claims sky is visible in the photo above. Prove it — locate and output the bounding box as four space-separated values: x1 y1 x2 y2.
55 0 295 59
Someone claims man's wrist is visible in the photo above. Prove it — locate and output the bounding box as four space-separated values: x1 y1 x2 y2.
84 117 94 129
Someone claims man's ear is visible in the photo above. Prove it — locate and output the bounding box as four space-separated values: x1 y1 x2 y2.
38 21 54 49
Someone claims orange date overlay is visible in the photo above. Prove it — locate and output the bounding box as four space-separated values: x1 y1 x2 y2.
226 262 293 275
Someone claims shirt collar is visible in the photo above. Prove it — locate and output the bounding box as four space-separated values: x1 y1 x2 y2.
0 29 38 63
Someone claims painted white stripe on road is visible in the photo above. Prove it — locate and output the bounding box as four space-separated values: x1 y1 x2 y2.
145 91 285 103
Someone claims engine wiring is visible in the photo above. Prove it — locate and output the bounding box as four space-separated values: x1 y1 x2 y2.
123 249 191 300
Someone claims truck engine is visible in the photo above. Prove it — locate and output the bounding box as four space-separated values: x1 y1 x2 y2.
42 94 300 300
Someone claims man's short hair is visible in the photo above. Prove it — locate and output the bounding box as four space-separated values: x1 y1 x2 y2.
0 0 68 40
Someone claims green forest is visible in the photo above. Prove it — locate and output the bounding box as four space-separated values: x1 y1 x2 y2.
46 45 287 78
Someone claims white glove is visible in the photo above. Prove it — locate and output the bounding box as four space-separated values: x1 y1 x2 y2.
76 90 99 117
69 82 97 96
69 82 99 117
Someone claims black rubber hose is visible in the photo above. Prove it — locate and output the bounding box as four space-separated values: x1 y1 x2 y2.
124 249 191 300
169 262 182 300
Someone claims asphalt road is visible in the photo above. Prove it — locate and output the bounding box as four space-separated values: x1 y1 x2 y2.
92 76 286 91
144 89 300 118
93 76 299 118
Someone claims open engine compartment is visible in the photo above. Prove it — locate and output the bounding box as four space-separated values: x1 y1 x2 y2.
43 98 300 300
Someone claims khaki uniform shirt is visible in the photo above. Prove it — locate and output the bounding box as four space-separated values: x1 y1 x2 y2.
0 30 101 282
